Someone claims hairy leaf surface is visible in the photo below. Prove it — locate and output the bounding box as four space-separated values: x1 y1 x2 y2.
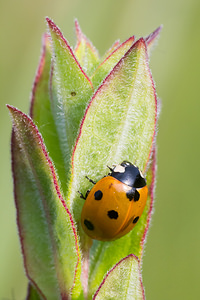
8 106 82 299
93 255 144 300
46 18 94 195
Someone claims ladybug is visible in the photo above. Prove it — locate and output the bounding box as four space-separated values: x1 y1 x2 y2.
80 161 148 241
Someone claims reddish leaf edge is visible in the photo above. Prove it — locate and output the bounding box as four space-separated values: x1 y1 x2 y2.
74 18 82 52
30 33 50 119
26 282 41 300
92 254 145 300
91 35 135 78
72 38 157 173
140 146 157 258
74 19 99 58
7 104 81 297
46 17 94 90
145 25 163 48
142 39 158 172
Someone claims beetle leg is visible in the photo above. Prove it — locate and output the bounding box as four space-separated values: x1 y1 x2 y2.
85 176 96 185
85 189 90 198
78 190 90 200
78 191 86 200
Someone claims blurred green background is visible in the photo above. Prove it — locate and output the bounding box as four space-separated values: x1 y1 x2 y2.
1 0 200 299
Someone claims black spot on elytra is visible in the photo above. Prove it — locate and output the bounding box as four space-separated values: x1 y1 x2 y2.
107 210 118 219
133 216 139 224
126 189 135 201
84 219 94 230
71 91 76 96
94 190 103 200
134 190 140 202
126 188 140 201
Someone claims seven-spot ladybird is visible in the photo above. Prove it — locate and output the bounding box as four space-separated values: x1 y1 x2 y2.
80 161 148 241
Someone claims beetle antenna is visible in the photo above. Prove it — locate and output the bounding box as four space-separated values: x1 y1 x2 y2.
107 165 114 172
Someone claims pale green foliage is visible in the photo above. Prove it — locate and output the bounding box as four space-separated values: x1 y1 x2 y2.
8 106 82 299
91 36 135 89
74 20 100 76
30 35 69 195
93 255 144 300
48 19 94 195
8 18 160 300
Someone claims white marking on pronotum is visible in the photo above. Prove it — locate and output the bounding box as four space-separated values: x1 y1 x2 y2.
114 165 126 173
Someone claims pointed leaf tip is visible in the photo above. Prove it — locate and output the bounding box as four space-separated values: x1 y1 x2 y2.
145 25 163 52
74 18 100 75
91 34 135 88
47 17 93 87
7 103 12 110
46 17 94 197
46 17 57 31
134 37 146 49
74 18 82 40
93 254 145 300
46 17 69 48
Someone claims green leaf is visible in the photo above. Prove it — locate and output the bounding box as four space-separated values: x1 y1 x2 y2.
69 38 157 221
30 34 69 195
67 37 157 298
26 283 42 300
91 35 135 89
93 254 144 300
46 18 94 196
74 19 100 76
8 19 160 300
8 105 82 300
87 151 156 298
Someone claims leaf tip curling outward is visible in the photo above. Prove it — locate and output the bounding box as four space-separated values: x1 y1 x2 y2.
46 17 93 89
145 25 163 52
